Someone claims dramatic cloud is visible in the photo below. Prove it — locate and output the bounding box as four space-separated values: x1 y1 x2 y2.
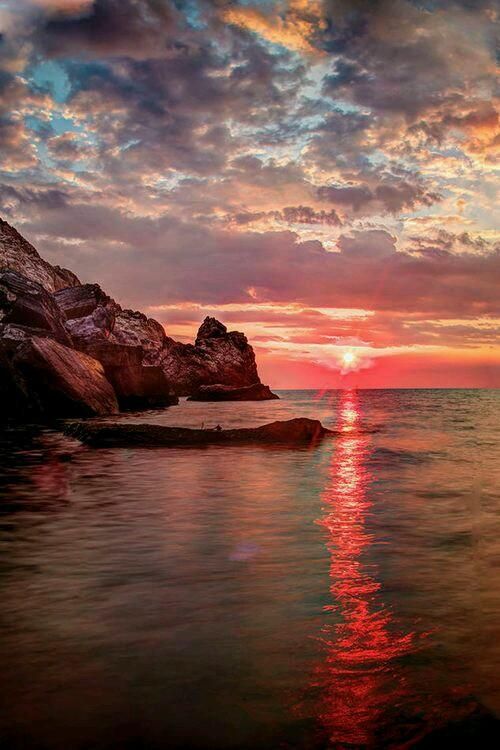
0 0 498 385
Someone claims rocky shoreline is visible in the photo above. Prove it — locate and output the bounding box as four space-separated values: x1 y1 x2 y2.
0 217 278 421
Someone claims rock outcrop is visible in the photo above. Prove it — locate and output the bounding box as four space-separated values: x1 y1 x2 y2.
65 418 330 448
0 218 79 292
0 216 276 419
159 317 271 397
54 285 177 410
188 383 279 401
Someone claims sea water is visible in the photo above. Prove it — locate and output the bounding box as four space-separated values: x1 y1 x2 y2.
1 389 499 748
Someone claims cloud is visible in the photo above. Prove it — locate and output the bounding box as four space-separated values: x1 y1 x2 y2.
0 0 498 385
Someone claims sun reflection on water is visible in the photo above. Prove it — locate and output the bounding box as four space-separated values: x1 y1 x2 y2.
313 389 418 748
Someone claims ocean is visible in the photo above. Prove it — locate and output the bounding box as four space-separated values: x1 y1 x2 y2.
1 389 499 749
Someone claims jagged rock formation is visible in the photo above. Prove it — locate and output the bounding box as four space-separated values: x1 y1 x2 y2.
188 383 279 401
160 317 271 396
0 216 275 419
65 418 329 448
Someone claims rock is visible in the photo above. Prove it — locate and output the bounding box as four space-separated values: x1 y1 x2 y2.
188 382 279 401
0 336 118 418
195 316 228 343
54 283 112 320
160 316 262 396
0 218 80 292
1 217 277 414
84 342 178 410
111 308 167 362
65 418 330 448
0 269 73 346
54 283 116 347
65 306 116 347
54 287 177 410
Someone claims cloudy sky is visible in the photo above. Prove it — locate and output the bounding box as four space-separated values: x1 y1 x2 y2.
0 0 498 387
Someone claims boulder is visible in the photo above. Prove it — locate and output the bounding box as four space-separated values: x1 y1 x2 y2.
84 342 178 410
188 383 279 401
0 336 118 418
65 306 116 347
111 309 167 362
54 283 116 347
52 290 178 410
54 283 112 320
65 418 331 448
0 269 73 346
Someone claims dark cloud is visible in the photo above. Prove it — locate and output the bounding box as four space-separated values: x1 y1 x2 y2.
14 199 499 320
318 179 441 214
231 205 342 227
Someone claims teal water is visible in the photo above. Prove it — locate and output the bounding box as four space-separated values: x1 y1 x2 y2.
0 389 499 748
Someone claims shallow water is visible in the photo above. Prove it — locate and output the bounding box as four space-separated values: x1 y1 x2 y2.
1 389 499 749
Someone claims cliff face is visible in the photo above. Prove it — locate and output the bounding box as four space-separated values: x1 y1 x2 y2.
0 217 276 419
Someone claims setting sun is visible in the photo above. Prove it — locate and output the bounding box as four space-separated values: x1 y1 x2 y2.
342 351 355 366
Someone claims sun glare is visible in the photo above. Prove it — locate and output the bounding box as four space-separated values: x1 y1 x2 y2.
342 351 355 366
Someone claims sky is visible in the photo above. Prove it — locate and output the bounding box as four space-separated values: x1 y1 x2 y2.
0 0 498 388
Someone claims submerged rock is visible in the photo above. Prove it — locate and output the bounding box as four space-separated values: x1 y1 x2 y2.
0 336 118 418
65 417 330 448
188 382 279 401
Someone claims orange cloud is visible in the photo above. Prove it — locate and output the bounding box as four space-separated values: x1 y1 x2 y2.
29 0 94 13
221 1 325 55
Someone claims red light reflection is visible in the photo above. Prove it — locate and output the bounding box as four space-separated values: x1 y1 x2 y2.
312 389 417 748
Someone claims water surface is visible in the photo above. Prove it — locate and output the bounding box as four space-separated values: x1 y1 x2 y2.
1 389 499 748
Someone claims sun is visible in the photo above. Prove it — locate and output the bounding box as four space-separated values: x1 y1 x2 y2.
342 351 355 366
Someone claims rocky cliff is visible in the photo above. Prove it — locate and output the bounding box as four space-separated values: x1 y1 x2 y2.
0 217 276 419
